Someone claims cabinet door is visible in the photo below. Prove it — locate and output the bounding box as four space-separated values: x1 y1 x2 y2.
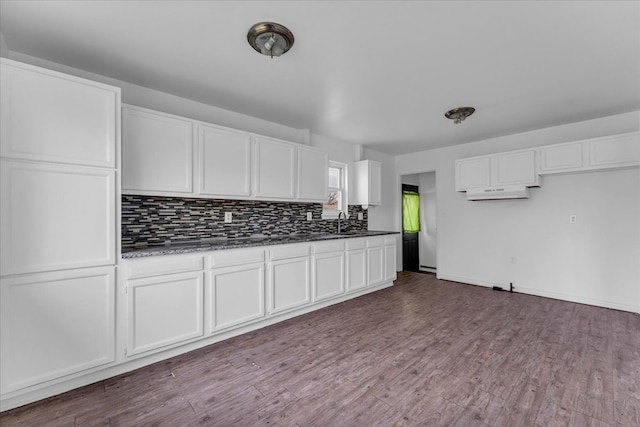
384 244 397 281
367 246 385 286
493 150 538 187
122 106 193 194
313 252 345 302
199 124 252 197
455 157 491 191
0 266 115 394
1 160 115 276
297 146 328 201
346 249 367 291
254 137 296 199
127 271 203 356
589 133 640 169
369 160 382 205
0 60 118 168
539 142 584 173
269 257 310 314
207 263 265 332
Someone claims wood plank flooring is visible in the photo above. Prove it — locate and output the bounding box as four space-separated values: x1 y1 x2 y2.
2 271 639 426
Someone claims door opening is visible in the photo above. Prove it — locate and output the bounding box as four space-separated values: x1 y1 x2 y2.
402 184 420 272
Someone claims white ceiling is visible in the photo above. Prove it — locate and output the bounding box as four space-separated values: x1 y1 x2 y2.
1 1 639 155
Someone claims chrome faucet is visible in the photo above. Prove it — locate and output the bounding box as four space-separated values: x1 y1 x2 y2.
337 211 347 234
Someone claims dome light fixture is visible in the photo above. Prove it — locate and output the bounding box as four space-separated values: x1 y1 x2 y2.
445 107 475 124
247 22 295 58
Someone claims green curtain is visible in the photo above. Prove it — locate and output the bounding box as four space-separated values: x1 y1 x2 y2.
402 192 420 233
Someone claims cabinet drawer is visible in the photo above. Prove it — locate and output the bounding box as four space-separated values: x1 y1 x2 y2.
125 255 204 279
346 238 367 251
384 236 397 246
312 240 345 254
209 248 264 269
269 244 310 261
367 237 385 248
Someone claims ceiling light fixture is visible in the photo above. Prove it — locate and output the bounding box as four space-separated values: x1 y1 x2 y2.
247 22 294 58
445 107 475 124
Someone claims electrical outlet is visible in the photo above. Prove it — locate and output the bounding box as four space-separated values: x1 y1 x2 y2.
306 212 312 221
569 215 577 224
224 212 232 223
358 212 364 220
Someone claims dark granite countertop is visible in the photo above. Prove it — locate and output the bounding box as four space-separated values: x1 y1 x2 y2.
121 230 399 259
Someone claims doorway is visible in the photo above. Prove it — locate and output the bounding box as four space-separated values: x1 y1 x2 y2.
401 173 437 273
402 183 420 271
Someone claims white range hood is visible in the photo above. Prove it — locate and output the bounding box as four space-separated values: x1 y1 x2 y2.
466 186 529 201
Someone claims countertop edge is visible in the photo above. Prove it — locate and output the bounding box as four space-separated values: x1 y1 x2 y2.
121 231 399 259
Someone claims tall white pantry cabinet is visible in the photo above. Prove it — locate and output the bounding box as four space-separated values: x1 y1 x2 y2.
0 59 121 398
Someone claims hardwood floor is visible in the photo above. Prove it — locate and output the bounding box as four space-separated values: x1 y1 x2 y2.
2 271 639 426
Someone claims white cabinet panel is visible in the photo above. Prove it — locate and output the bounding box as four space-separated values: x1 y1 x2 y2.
384 243 397 282
208 263 265 332
0 59 118 168
312 252 345 302
199 124 252 196
493 150 538 187
127 271 203 356
367 246 385 286
346 249 367 291
589 132 640 168
1 161 115 275
455 157 491 191
0 266 115 394
539 142 583 173
122 106 193 194
354 160 382 207
269 257 310 314
297 146 328 201
254 137 296 199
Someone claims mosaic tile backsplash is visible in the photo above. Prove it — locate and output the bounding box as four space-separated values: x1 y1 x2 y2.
122 195 368 247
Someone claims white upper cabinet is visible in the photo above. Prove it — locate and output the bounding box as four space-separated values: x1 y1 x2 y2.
122 105 193 194
456 149 539 191
539 142 584 173
121 105 331 203
297 146 328 202
493 150 538 187
0 59 118 168
254 136 296 199
1 161 116 275
455 156 491 191
588 132 639 169
353 160 382 207
538 132 639 175
198 124 252 197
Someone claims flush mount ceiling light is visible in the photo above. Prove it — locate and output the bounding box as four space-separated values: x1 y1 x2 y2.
445 107 475 124
247 22 294 58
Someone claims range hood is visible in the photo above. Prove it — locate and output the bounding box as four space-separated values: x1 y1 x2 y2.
466 186 529 201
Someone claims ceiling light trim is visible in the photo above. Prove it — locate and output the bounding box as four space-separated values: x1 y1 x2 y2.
247 22 295 58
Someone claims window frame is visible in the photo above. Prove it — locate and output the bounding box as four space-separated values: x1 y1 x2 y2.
322 161 349 220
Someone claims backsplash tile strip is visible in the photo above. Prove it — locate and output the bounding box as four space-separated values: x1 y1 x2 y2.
122 195 368 247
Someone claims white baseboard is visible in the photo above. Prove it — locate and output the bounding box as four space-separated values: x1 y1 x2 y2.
438 274 639 314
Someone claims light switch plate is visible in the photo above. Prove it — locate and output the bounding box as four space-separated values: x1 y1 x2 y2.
358 212 364 220
224 212 232 223
307 212 312 221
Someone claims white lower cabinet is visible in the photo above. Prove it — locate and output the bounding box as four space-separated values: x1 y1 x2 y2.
268 245 311 315
0 266 115 394
127 271 204 357
367 239 385 286
207 263 266 333
312 241 345 302
346 239 367 291
384 238 398 282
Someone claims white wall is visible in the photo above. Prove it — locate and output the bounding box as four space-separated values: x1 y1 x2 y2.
419 172 437 270
396 112 640 313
